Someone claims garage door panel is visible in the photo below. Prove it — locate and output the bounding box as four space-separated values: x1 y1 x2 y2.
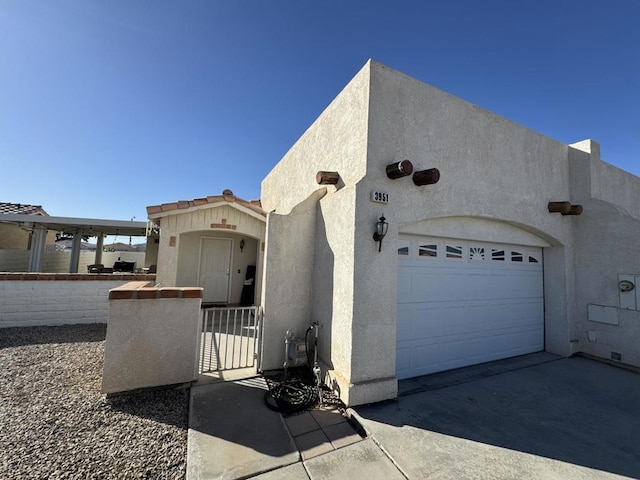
411 271 456 302
411 310 443 339
404 300 542 338
486 273 531 298
405 270 541 304
397 272 413 304
411 342 443 377
512 330 544 352
439 338 492 371
396 306 415 342
506 273 544 297
436 328 542 369
413 342 441 364
395 346 412 377
484 301 543 329
397 235 544 380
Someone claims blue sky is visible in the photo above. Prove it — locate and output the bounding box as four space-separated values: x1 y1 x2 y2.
1 1 639 223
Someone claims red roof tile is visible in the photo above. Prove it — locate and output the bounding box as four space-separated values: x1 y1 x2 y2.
146 191 264 217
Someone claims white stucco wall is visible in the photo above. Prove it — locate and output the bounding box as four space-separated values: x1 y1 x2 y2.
260 61 371 386
342 61 579 404
260 189 326 370
102 293 202 394
311 187 359 390
569 142 640 368
260 59 640 405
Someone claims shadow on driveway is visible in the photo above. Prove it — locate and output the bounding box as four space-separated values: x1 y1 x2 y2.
355 356 640 479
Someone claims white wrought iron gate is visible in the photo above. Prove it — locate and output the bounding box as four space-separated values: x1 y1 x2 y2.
199 306 263 374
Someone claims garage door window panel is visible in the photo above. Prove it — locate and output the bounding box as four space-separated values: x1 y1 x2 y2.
469 246 486 261
419 244 438 258
397 239 410 257
446 245 463 259
491 249 505 261
528 251 541 264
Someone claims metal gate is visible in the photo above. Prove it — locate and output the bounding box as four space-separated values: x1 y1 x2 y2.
199 306 263 374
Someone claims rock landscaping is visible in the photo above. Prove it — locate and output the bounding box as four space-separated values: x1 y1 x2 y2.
0 324 188 479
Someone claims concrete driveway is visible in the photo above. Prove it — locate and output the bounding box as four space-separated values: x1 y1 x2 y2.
353 355 640 479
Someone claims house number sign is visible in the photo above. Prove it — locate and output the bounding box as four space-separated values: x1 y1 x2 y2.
370 190 389 204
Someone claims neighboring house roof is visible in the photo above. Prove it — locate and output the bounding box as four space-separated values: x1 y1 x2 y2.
146 190 265 219
0 203 48 216
53 238 98 251
103 242 146 252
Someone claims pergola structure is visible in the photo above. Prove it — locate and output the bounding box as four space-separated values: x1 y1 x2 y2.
0 214 150 273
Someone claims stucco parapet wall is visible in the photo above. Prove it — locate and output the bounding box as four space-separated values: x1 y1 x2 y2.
146 193 264 218
108 282 203 300
0 273 157 282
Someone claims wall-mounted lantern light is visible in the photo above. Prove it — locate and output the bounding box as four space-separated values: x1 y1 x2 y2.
373 216 388 252
240 239 245 253
386 160 413 179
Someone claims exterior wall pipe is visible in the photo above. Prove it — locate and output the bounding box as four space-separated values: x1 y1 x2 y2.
412 168 440 186
385 160 413 179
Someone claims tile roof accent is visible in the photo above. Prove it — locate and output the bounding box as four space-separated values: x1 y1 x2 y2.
0 203 48 216
146 192 265 217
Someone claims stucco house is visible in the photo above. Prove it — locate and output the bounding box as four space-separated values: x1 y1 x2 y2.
257 60 640 406
0 203 57 249
146 190 265 306
147 60 640 407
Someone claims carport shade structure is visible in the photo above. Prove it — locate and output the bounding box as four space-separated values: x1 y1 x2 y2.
0 213 149 273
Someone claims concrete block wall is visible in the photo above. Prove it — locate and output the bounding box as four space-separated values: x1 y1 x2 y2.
0 250 29 272
0 250 146 273
40 251 95 273
0 273 157 328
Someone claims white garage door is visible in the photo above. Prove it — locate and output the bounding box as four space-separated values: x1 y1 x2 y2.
396 235 544 380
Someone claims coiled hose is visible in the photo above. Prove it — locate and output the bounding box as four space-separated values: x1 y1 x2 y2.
264 379 318 414
264 324 320 414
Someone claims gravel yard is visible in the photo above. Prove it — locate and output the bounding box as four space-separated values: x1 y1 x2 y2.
0 324 189 479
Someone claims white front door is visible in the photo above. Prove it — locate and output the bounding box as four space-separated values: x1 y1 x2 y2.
198 238 232 303
396 235 544 380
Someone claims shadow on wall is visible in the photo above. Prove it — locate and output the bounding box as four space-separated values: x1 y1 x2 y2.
312 201 334 372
